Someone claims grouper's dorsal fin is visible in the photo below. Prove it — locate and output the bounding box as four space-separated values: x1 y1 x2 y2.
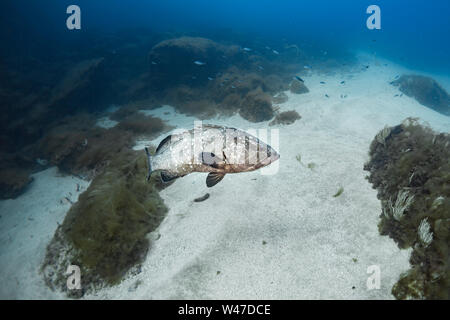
156 135 172 153
206 173 225 187
200 152 225 169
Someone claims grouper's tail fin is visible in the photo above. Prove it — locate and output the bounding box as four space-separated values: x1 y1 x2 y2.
145 147 152 181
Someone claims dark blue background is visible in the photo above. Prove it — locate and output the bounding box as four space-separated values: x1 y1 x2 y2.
1 0 449 74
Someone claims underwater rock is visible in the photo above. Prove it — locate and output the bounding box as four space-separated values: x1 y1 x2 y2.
0 152 37 199
391 75 450 116
364 118 450 299
269 110 301 126
47 58 105 108
148 37 236 88
0 166 33 200
164 85 218 119
239 87 274 122
147 37 295 120
36 113 170 179
117 113 172 137
290 79 309 94
272 92 289 104
41 150 168 297
1 58 106 153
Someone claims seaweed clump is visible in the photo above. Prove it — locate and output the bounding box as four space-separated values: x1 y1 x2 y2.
269 110 301 126
41 149 167 297
364 118 450 299
239 87 274 122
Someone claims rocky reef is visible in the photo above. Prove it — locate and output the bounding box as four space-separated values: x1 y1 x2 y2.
148 36 238 88
364 118 450 299
0 32 313 199
147 36 301 122
391 75 450 116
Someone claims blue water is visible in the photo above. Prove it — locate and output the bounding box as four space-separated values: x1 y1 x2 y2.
2 0 449 74
1 0 449 300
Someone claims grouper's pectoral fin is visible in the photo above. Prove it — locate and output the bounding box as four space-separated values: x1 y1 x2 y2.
200 152 226 187
206 173 225 187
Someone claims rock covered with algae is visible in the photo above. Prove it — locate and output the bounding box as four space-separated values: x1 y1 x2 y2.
391 75 450 116
41 149 168 298
364 118 450 299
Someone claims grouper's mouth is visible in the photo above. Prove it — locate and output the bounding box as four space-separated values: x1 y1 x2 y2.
261 151 280 166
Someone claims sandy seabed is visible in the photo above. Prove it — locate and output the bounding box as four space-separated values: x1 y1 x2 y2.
1 53 449 299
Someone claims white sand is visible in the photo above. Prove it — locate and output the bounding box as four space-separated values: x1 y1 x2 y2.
0 167 89 299
1 53 449 299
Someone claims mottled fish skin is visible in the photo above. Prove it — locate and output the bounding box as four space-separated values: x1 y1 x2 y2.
151 125 279 178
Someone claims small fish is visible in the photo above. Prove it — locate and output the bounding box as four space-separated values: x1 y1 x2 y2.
257 66 264 70
208 77 214 81
231 85 236 89
325 94 330 98
340 81 345 84
394 75 400 79
400 93 403 97
294 76 304 82
303 65 311 69
272 50 279 55
265 46 271 50
145 125 280 187
151 61 158 65
394 94 399 97
194 61 206 65
194 193 210 202
320 81 325 84
242 47 252 52
365 65 370 69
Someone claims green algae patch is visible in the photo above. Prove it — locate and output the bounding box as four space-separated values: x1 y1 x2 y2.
364 118 450 299
333 186 344 198
42 149 167 297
